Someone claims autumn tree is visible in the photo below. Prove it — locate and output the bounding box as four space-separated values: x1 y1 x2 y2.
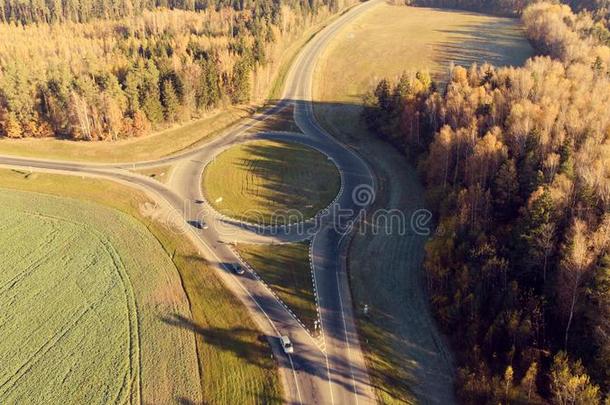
550 352 601 405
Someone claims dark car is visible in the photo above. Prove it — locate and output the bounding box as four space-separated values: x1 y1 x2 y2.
230 263 245 275
189 220 208 230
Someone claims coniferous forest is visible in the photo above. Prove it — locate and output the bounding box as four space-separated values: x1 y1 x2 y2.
364 2 610 403
0 0 353 140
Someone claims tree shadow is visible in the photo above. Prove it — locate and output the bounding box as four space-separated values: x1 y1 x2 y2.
430 19 534 78
161 313 277 370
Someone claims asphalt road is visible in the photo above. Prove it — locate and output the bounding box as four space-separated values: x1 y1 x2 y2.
0 1 383 403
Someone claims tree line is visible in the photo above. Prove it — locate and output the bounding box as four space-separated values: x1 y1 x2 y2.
0 0 344 24
0 0 353 140
363 2 610 403
406 0 610 19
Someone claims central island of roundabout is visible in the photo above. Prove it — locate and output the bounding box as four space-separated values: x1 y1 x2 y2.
202 139 341 227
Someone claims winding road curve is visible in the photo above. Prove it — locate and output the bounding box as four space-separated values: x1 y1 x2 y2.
0 1 388 403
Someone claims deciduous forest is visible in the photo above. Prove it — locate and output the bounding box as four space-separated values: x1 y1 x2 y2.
364 2 610 403
0 0 353 140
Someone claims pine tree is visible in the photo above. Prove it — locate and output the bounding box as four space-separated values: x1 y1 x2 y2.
231 58 251 104
161 79 180 122
492 158 519 219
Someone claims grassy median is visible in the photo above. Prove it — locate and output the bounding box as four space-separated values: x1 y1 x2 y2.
0 108 250 163
236 242 317 331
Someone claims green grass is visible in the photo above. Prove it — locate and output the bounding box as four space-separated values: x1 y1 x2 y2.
202 140 340 225
0 187 201 404
236 242 317 330
0 169 282 405
312 3 534 404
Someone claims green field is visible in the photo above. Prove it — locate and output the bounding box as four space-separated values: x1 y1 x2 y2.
313 3 533 404
236 242 317 331
0 188 201 404
0 170 282 405
203 140 340 225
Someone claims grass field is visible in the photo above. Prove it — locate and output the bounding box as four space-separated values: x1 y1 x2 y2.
0 187 201 404
203 140 340 225
0 169 282 404
0 107 250 163
313 3 534 404
236 242 317 330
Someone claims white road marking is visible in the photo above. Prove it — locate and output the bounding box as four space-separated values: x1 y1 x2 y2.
336 271 360 404
287 354 304 404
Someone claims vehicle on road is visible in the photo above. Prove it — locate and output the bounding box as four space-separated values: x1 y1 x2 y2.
280 336 294 354
189 220 208 230
230 263 245 275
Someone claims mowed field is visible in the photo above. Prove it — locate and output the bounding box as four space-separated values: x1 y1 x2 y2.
0 170 282 404
203 140 340 225
313 3 533 404
0 189 201 404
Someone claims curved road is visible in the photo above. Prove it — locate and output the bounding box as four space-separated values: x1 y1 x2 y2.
0 1 388 403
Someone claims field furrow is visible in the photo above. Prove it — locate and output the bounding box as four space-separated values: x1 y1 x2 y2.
0 189 201 404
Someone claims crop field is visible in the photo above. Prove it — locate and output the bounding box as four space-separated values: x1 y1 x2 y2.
313 3 534 404
0 189 201 404
0 170 282 405
236 242 317 330
203 140 340 225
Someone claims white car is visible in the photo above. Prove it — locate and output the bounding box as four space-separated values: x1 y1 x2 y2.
280 336 294 354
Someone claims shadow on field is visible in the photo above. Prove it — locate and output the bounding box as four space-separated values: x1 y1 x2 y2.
225 139 338 218
431 13 533 72
162 313 276 370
